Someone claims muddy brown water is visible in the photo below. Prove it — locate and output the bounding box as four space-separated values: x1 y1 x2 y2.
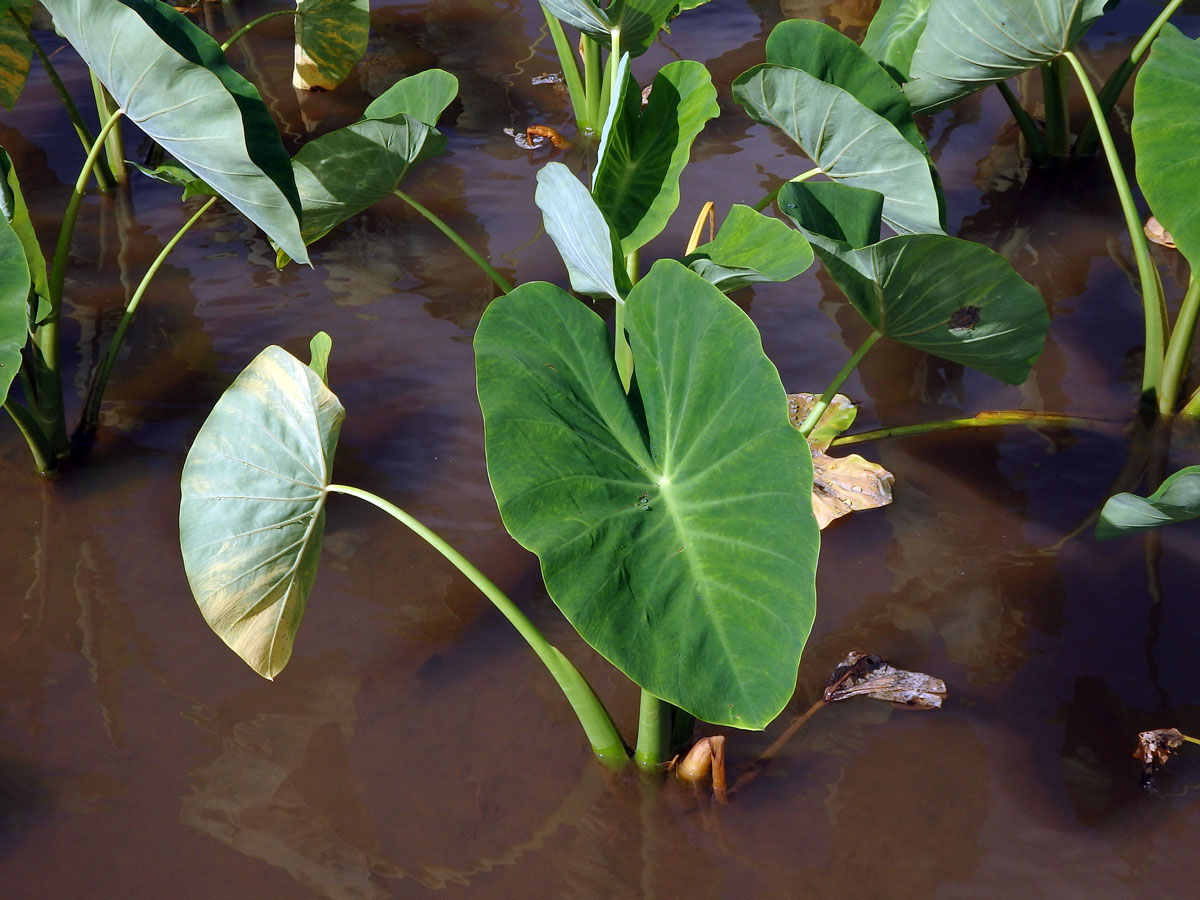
4 1 1200 897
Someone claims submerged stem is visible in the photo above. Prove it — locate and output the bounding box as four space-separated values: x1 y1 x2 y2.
634 690 671 771
325 484 629 763
995 80 1048 166
1063 50 1166 407
392 189 513 293
798 330 882 437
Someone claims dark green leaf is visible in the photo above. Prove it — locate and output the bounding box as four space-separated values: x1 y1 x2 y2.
733 64 943 235
293 0 369 91
765 18 927 157
535 161 629 301
807 231 1049 384
180 344 344 678
129 159 217 200
1134 25 1200 269
0 146 48 327
905 0 1109 114
0 0 33 109
860 0 933 83
475 259 819 728
0 214 30 402
684 204 814 292
43 0 309 263
1097 466 1200 539
593 59 718 254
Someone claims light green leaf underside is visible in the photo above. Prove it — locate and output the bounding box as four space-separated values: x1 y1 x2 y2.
293 0 369 90
861 0 934 83
1133 25 1200 270
475 259 819 728
905 0 1108 114
180 345 344 679
535 161 628 301
42 0 309 263
1097 465 1200 539
539 0 680 56
733 64 943 235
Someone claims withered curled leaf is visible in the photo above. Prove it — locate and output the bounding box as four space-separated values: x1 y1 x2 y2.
788 393 894 529
675 735 728 804
1134 727 1184 788
1144 216 1177 249
823 651 947 709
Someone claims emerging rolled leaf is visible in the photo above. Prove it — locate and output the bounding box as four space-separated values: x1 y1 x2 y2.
42 0 309 263
904 0 1108 114
180 345 344 678
476 259 819 728
293 0 369 91
535 162 629 301
1096 466 1200 540
1134 25 1200 270
592 59 719 254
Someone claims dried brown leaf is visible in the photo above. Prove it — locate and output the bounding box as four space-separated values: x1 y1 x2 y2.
823 651 947 709
1144 216 1177 249
1134 727 1184 786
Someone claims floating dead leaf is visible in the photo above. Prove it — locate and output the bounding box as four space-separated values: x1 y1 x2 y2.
788 393 894 529
531 72 563 86
823 651 947 709
1144 216 1176 249
503 124 570 151
674 735 727 804
1134 728 1184 787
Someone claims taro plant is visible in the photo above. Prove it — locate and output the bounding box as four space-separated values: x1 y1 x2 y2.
178 19 1057 775
0 0 462 473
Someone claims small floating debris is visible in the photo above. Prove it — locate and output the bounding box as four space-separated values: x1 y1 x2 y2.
531 72 564 86
823 651 947 709
1134 727 1194 789
503 124 571 151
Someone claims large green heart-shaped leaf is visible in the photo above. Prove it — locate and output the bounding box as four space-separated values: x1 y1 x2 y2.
861 0 933 83
0 0 33 109
180 342 344 678
733 64 943 235
292 0 369 91
475 259 819 728
905 0 1109 114
535 162 629 301
0 215 30 403
1134 25 1200 270
539 0 679 56
765 18 927 157
1097 466 1200 540
683 204 814 292
43 0 308 263
592 59 718 254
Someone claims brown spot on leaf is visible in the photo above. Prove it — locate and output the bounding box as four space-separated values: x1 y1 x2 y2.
949 306 981 332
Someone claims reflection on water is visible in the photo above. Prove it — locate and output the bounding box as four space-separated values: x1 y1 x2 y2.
5 0 1200 897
